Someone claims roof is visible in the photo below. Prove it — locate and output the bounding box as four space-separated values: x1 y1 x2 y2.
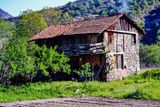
30 13 144 41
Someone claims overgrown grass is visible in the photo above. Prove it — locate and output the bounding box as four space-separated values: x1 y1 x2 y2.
1 68 160 102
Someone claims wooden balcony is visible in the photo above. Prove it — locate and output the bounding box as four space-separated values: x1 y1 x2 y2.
58 43 105 56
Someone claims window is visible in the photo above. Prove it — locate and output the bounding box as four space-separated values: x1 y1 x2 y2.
116 55 124 69
131 34 136 44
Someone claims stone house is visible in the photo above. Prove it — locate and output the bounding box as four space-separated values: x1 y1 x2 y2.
30 13 144 81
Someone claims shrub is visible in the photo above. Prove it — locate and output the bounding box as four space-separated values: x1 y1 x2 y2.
73 63 93 96
141 69 160 80
0 41 71 85
125 89 151 99
140 44 160 68
74 63 93 81
35 45 71 80
0 37 37 85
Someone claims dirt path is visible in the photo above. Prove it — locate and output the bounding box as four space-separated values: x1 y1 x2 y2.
0 97 160 107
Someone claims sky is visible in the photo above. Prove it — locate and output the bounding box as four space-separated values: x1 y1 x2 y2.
0 0 76 17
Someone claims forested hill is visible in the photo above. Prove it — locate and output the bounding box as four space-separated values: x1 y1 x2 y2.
59 0 159 21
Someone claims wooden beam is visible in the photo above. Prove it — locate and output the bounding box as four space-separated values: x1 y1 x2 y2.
106 30 138 35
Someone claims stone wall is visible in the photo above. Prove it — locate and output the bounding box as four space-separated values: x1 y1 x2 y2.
104 30 140 81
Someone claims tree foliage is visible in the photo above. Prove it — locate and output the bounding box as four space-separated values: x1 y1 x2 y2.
140 44 160 68
0 37 37 85
0 10 71 85
0 19 16 84
0 19 15 39
0 19 15 48
40 8 60 25
36 45 71 77
74 63 93 81
60 12 72 23
0 39 71 85
16 10 47 38
58 0 158 19
40 7 73 25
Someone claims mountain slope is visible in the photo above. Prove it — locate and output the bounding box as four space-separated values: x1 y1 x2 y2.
0 9 12 19
59 0 159 21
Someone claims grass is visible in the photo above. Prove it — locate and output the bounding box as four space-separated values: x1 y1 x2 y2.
0 68 160 102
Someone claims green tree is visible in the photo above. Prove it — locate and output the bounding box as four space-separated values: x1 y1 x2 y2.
16 10 47 38
140 44 160 68
81 4 88 13
94 0 102 6
0 10 48 85
151 0 156 4
144 0 149 7
0 19 15 48
0 19 15 39
138 20 145 29
74 63 93 96
35 45 71 78
0 10 72 85
0 40 71 85
40 7 61 25
137 5 142 15
60 12 73 24
40 8 73 25
0 37 37 85
101 10 108 16
0 19 15 84
75 63 93 81
75 10 81 16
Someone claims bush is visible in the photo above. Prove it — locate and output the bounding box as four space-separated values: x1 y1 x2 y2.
123 68 160 84
0 37 36 85
0 40 71 85
125 89 151 99
140 44 160 68
74 63 93 81
141 69 160 80
73 63 93 96
35 45 71 80
0 10 71 85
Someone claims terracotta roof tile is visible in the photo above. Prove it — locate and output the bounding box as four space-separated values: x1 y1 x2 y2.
30 13 143 41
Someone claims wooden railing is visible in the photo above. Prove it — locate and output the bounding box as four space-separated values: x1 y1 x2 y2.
58 42 105 56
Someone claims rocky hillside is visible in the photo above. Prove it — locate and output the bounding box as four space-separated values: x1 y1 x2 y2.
0 9 12 19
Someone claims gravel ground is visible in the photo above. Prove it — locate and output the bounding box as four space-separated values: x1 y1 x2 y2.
0 97 160 107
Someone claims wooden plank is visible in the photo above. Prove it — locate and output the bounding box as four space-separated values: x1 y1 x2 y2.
107 30 138 35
